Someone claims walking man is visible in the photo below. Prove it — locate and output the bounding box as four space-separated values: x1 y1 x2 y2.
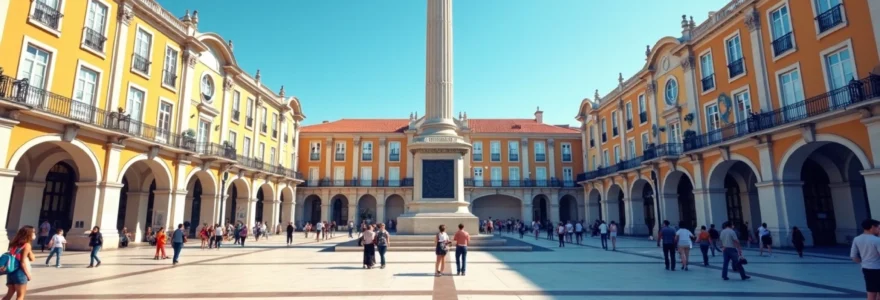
349 221 355 238
454 223 470 276
850 219 880 299
575 221 584 245
172 224 186 265
286 222 295 246
315 221 324 242
708 224 720 256
599 221 609 250
721 221 750 280
659 220 677 270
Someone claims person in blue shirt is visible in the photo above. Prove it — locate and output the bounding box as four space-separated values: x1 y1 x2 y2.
658 220 678 271
171 224 186 265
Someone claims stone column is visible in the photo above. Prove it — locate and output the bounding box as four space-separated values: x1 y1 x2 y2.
660 193 680 224
352 138 361 183
861 169 880 222
150 190 175 231
628 197 646 235
218 193 229 225
550 203 560 224
377 204 386 225
104 3 134 113
645 81 658 140
547 139 556 182
177 50 198 134
283 199 296 226
680 56 702 134
170 189 187 229
199 193 218 227
421 0 457 136
7 181 45 231
348 205 357 225
324 137 333 179
322 204 332 223
744 8 772 112
522 204 533 223
756 181 808 247
521 138 530 179
246 198 258 230
97 182 124 248
378 138 387 181
0 169 16 250
829 182 862 243
293 120 302 171
234 196 249 225
219 76 235 142
698 188 728 227
124 191 149 243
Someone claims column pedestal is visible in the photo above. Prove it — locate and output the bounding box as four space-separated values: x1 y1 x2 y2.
7 181 45 232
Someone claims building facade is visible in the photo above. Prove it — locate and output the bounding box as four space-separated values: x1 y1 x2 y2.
0 0 304 249
296 110 584 227
578 0 880 246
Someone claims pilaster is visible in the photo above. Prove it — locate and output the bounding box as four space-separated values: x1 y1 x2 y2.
150 189 175 231
695 188 727 227
547 139 556 181
860 168 880 224
0 169 17 250
97 182 125 239
378 137 387 180
199 193 219 227
828 182 862 243
755 180 809 247
0 0 10 43
292 120 302 171
124 191 149 243
680 55 702 134
353 137 361 180
521 138 530 179
406 133 416 178
0 119 17 168
868 0 880 61
66 181 103 250
177 50 198 134
325 137 333 179
744 8 773 112
219 76 235 142
105 3 134 114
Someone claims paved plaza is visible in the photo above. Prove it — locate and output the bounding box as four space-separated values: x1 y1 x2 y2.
17 232 866 299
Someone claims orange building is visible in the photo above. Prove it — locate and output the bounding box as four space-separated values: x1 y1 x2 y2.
577 0 880 246
295 109 583 227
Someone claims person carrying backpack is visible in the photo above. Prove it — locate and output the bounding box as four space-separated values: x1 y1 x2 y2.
3 226 35 299
376 223 391 269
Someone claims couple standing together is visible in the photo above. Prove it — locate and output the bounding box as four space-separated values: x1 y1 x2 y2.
434 224 470 277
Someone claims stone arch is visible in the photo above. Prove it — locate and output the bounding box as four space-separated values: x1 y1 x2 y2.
384 194 405 231
558 194 579 223
183 169 218 234
254 183 274 223
587 188 602 222
778 134 870 181
606 184 625 228
302 194 322 225
532 194 551 223
661 169 697 231
630 178 655 235
662 167 694 194
118 154 173 190
645 36 683 68
705 157 763 233
224 177 250 224
472 194 522 222
196 33 239 68
8 134 102 182
706 154 763 188
356 194 377 225
184 167 218 196
327 194 350 225
287 97 305 120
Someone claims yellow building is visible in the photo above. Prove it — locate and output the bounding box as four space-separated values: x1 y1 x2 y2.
578 0 880 246
296 109 583 227
0 0 304 249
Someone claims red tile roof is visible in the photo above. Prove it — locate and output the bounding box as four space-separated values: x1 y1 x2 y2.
301 119 580 134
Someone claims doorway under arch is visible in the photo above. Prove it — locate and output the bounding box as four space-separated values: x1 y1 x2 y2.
532 194 550 222
558 195 578 223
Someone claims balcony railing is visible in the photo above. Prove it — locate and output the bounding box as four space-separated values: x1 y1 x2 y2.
727 57 745 78
816 4 843 33
31 1 63 30
82 27 107 53
232 110 240 122
535 153 546 162
335 153 345 161
196 142 237 160
162 69 177 88
509 153 519 161
390 152 400 162
683 75 880 153
132 53 151 74
562 153 572 162
246 116 254 127
362 153 372 161
309 152 320 161
490 153 501 162
701 73 715 92
626 119 633 130
771 32 794 56
639 111 647 124
642 143 682 161
472 153 482 162
464 179 573 188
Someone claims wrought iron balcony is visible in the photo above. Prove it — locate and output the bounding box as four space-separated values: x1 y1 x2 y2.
162 69 177 88
232 110 240 122
390 152 400 162
639 111 647 124
509 153 519 161
562 153 572 162
816 4 843 33
490 153 501 161
727 58 745 78
701 73 715 91
401 178 414 186
132 53 151 75
362 153 372 161
576 172 588 182
31 1 63 30
335 153 345 161
309 152 320 161
643 143 682 161
82 27 107 53
683 75 880 153
626 119 633 130
772 32 794 56
246 116 254 127
196 142 237 160
535 153 546 162
472 153 482 162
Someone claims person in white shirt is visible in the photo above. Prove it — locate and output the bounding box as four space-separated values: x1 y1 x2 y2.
565 222 574 243
315 221 324 242
674 221 695 271
609 221 619 251
45 228 66 268
851 219 880 299
599 221 609 250
758 223 772 256
213 224 224 249
556 223 566 248
575 222 584 245
435 225 451 276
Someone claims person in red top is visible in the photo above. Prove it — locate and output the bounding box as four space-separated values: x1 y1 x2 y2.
454 224 470 276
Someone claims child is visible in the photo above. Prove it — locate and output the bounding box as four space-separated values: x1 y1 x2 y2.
45 228 66 268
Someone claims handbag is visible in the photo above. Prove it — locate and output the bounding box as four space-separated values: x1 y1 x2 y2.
738 257 748 265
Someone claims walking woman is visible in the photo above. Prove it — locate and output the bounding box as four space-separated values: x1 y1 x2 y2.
239 225 248 247
199 224 209 250
154 227 168 260
609 221 618 251
674 221 694 271
88 226 103 268
362 225 376 269
376 223 390 269
791 226 806 258
533 222 540 240
4 226 35 300
435 225 450 276
696 225 711 266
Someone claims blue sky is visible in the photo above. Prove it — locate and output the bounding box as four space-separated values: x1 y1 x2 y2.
159 0 728 125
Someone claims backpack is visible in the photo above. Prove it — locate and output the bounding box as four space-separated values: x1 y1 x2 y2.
377 231 387 246
0 247 22 275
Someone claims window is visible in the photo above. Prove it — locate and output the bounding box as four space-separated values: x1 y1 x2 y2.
309 142 321 161
613 145 621 163
627 139 636 158
245 98 254 127
18 44 51 104
726 34 745 78
389 141 401 162
83 0 108 52
361 167 372 187
269 147 276 164
625 102 633 130
700 52 715 91
589 126 595 148
600 118 608 142
271 113 278 138
706 104 721 143
388 167 401 187
611 110 619 137
825 47 855 107
815 0 844 33
227 131 237 147
734 91 752 133
333 166 345 186
490 141 501 162
231 91 241 122
258 142 265 161
535 167 547 187
362 141 373 161
668 122 681 144
132 28 152 75
472 141 483 162
335 142 346 161
591 155 597 171
641 132 650 152
770 5 794 57
72 66 98 122
509 167 521 187
664 79 678 105
308 167 319 186
779 69 805 120
197 120 210 153
260 107 268 133
162 47 178 88
562 167 573 186
490 167 502 187
534 141 546 162
125 87 145 134
473 168 484 187
156 102 172 142
243 137 252 157
31 0 64 31
638 94 647 124
508 141 519 162
561 143 572 162
602 150 609 167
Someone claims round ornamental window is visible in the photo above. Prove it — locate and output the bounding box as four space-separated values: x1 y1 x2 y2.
201 74 215 102
664 79 678 105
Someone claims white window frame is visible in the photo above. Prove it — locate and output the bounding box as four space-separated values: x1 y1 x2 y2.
767 1 798 61
699 49 716 95
627 138 636 158
362 141 373 161
613 145 621 163
472 141 483 162
243 137 252 157
561 142 572 162
155 98 174 143
71 59 103 122
490 167 502 187
509 167 521 187
534 141 546 162
774 62 806 111
562 167 573 184
641 132 650 152
602 150 609 167
724 32 746 83
308 167 319 186
260 107 268 135
535 167 548 186
731 84 753 134
227 130 237 147
27 0 67 37
611 110 619 137
637 94 647 125
818 39 857 93
309 141 321 161
257 142 266 161
245 97 254 129
591 155 597 171
704 102 722 143
508 140 519 162
231 91 241 124
473 167 484 187
389 141 402 162
625 102 633 132
125 82 148 126
667 122 682 144
335 141 346 162
600 118 608 143
269 147 276 164
80 0 111 58
131 24 154 79
160 44 179 91
810 0 847 39
17 37 58 97
361 167 372 187
489 140 501 162
388 167 401 187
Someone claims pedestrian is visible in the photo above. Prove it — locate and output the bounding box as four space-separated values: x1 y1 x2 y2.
486 218 493 235
556 222 565 247
659 220 676 271
565 221 574 243
172 224 186 265
546 220 554 240
434 225 450 277
792 226 805 258
599 221 609 250
696 225 711 266
4 226 35 300
233 222 241 245
708 224 720 256
518 222 526 239
304 223 311 238
154 227 168 260
261 222 268 240
315 221 324 242
454 223 470 276
44 228 66 268
533 222 540 240
199 223 209 249
348 221 354 238
720 221 749 280
674 221 695 271
575 221 584 245
88 226 103 268
239 224 248 247
120 227 132 248
362 225 376 269
286 222 296 246
213 224 223 249
376 223 390 269
850 219 880 299
38 220 50 252
758 223 773 256
609 221 618 251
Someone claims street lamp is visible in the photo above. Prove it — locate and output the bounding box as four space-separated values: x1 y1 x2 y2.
219 171 229 224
